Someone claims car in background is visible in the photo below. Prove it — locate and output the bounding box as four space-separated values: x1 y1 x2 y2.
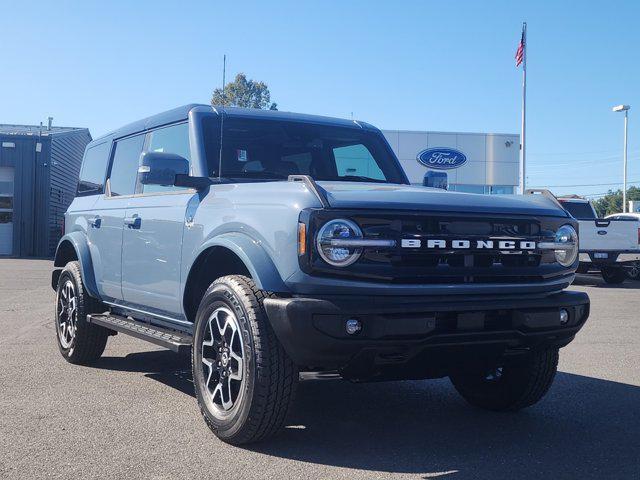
605 212 640 280
556 197 640 283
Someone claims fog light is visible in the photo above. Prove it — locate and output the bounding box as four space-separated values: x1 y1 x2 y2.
559 309 569 325
345 318 362 335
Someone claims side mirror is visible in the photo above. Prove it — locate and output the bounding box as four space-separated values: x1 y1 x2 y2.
138 151 190 187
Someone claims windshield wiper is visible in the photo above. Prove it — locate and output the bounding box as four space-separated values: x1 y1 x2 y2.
221 171 289 179
337 175 389 184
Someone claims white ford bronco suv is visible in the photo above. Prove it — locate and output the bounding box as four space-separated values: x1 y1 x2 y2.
52 105 590 444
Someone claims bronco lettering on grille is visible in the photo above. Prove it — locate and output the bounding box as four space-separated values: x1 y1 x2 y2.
400 239 537 250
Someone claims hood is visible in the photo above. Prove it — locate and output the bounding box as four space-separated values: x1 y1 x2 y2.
317 182 568 217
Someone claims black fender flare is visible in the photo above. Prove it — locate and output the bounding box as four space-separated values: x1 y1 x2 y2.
52 232 100 299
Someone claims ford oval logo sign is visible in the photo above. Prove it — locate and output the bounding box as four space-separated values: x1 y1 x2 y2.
597 230 607 235
417 148 467 170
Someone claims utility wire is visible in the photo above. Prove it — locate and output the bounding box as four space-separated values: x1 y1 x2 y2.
528 180 640 188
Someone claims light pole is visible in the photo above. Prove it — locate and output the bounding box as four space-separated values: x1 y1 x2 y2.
612 104 630 212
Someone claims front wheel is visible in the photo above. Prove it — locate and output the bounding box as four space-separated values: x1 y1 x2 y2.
192 275 298 445
450 348 559 411
601 266 626 284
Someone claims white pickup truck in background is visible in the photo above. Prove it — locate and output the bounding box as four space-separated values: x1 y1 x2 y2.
557 197 640 284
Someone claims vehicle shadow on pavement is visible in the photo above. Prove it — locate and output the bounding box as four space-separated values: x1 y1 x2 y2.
574 274 640 289
94 350 195 397
93 350 639 478
255 373 640 478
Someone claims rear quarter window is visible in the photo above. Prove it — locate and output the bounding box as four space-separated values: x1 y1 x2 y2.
77 142 112 196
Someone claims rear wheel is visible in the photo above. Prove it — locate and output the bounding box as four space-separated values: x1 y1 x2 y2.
626 262 640 281
601 266 626 284
192 275 298 445
450 348 559 411
55 261 110 364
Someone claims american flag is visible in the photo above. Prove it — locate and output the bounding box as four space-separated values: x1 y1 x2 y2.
515 28 525 67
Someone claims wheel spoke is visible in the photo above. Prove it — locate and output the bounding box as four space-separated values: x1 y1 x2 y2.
211 382 223 404
221 377 233 410
214 310 226 337
230 352 243 381
202 318 215 347
202 357 214 389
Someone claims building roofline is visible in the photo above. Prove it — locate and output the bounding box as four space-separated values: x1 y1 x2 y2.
0 124 89 136
381 128 519 137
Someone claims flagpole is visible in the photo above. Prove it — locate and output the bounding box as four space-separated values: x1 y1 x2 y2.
520 22 527 194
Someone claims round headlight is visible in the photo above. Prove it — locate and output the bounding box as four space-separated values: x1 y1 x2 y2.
554 224 579 267
316 219 363 267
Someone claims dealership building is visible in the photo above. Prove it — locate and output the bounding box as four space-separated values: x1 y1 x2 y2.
382 130 520 194
0 123 90 257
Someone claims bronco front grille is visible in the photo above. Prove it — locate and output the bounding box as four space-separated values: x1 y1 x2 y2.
302 209 573 285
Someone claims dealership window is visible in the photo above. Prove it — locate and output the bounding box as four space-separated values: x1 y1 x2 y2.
77 142 112 196
143 123 191 193
451 184 487 194
108 135 145 196
489 185 514 195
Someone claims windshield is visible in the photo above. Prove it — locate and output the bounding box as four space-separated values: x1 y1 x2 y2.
202 116 406 183
560 201 596 219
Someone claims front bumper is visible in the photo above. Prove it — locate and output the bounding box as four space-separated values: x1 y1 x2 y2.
264 290 590 380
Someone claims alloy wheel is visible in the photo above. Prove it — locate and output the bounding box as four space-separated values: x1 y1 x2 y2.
56 279 77 349
201 307 245 414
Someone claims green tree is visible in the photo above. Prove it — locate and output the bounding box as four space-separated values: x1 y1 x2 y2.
211 73 277 110
592 186 640 217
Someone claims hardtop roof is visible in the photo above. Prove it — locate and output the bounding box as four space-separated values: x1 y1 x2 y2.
92 104 375 144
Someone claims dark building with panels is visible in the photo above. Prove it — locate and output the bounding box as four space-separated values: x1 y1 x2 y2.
0 122 91 257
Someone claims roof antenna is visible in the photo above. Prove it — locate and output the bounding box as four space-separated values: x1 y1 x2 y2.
217 54 226 180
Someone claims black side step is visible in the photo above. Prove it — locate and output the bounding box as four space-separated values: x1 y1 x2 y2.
87 313 192 353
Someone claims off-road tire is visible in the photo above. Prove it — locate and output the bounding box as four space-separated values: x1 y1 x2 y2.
55 261 109 364
450 348 559 411
601 266 626 284
192 275 298 445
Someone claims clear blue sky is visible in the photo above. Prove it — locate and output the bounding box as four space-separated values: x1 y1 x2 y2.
2 0 639 197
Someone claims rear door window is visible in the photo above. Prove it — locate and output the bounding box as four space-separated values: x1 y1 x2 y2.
77 142 111 196
108 135 145 196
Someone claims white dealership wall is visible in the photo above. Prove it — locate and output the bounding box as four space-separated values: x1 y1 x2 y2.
382 130 520 194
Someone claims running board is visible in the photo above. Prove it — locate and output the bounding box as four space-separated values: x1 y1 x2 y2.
87 313 192 353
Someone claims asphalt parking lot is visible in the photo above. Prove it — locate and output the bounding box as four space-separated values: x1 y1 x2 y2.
0 259 639 479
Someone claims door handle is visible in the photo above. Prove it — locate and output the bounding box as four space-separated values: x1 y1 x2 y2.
88 216 101 228
124 214 141 229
